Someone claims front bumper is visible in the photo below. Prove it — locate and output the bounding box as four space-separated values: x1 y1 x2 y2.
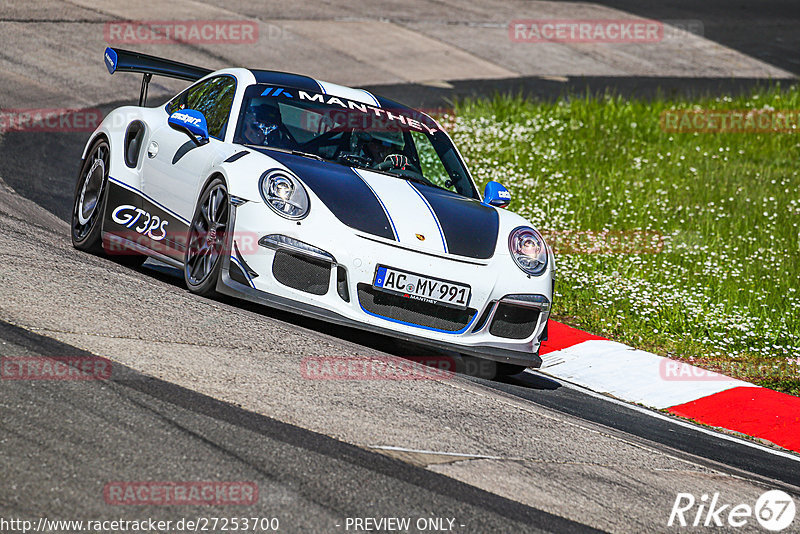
221 202 552 367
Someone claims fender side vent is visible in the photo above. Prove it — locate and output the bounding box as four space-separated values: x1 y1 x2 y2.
225 150 249 163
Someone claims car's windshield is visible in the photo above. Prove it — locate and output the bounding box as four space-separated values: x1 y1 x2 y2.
233 84 478 199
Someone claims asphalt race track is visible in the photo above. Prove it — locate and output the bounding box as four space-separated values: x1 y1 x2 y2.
0 321 592 533
1 1 799 532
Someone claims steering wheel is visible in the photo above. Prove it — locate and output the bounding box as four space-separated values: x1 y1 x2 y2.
337 152 372 168
374 154 421 174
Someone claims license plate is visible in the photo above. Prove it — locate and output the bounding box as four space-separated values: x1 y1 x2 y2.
373 265 471 309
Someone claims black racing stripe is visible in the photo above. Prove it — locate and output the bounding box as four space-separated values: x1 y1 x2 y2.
256 149 396 240
414 184 499 259
250 70 323 92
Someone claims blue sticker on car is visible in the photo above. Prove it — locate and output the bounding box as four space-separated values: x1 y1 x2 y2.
374 266 387 287
104 47 118 74
261 87 293 98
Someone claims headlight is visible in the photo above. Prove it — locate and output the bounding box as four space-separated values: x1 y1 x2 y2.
509 226 548 276
259 169 309 219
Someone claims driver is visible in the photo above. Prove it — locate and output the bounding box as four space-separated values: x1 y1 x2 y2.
356 130 407 169
241 104 285 146
364 135 394 163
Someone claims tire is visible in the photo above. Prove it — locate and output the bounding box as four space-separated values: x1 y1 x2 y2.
71 139 110 254
459 355 527 379
458 355 497 379
71 138 147 267
184 177 229 297
494 363 528 377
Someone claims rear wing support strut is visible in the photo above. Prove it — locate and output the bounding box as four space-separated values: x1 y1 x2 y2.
103 47 212 107
139 73 152 107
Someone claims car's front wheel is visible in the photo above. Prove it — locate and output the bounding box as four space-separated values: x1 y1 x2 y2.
459 355 528 379
184 177 229 297
494 363 528 377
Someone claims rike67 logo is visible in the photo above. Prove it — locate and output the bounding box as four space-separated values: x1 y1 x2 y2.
668 490 796 531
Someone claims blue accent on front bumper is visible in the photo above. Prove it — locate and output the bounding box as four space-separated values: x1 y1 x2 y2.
357 300 478 335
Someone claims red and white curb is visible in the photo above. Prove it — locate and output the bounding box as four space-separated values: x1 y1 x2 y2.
536 322 800 454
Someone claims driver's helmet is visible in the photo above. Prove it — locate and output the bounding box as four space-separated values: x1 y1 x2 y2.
244 104 281 138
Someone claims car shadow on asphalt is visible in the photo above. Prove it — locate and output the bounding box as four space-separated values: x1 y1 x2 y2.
141 260 562 391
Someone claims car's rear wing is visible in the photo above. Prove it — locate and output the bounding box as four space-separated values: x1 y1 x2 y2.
103 47 213 106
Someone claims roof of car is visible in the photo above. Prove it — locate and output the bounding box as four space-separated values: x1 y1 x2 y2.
248 69 434 127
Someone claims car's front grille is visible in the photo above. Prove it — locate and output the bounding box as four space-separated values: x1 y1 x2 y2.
357 284 476 332
489 303 541 339
272 250 331 295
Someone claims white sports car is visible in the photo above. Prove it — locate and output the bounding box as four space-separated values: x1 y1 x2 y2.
72 48 554 375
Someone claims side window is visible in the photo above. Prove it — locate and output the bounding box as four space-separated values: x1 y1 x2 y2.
166 76 237 140
410 131 451 190
166 93 182 115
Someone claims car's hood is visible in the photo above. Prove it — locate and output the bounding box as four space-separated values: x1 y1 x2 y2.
256 148 499 259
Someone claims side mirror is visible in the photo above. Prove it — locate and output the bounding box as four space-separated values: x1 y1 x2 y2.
483 181 511 208
168 109 209 146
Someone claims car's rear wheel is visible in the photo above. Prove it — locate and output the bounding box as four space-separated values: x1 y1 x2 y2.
71 138 147 267
72 139 110 253
184 177 229 297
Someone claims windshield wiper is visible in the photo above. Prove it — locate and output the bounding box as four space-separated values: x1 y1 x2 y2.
241 145 327 162
291 150 325 161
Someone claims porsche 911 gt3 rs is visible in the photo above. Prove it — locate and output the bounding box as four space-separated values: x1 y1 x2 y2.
72 47 554 375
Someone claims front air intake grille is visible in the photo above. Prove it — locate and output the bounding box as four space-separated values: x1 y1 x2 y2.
357 284 476 332
272 250 331 295
489 303 541 339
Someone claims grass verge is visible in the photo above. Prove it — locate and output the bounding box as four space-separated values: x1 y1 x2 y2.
448 85 800 395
